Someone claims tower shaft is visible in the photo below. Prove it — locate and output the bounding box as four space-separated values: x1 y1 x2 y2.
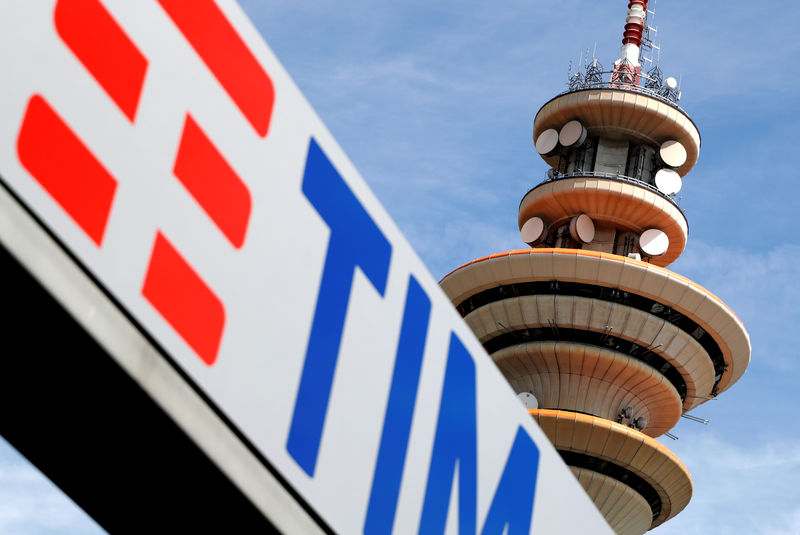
440 3 750 533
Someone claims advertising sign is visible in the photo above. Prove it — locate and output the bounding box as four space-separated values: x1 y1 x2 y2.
0 1 611 533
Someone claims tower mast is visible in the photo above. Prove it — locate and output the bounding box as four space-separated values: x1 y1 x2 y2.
440 2 751 533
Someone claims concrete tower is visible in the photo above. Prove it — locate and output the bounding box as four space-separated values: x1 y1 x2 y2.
439 2 751 533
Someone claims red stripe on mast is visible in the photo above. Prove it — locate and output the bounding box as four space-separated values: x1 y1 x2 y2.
622 0 648 47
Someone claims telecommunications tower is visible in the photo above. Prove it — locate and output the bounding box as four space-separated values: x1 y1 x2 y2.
439 2 751 533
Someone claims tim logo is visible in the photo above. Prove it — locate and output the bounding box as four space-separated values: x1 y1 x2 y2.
15 0 273 365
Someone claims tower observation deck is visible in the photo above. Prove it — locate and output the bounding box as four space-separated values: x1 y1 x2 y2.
440 2 751 533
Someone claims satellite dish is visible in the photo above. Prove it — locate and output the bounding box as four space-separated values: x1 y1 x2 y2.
569 213 595 244
518 392 538 410
535 128 559 155
639 228 669 256
654 168 683 195
558 120 587 148
520 216 546 245
659 139 687 168
665 76 678 90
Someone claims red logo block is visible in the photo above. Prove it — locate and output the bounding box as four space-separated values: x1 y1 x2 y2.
16 0 275 367
55 0 148 122
142 232 226 366
158 0 275 137
17 95 118 246
173 114 252 249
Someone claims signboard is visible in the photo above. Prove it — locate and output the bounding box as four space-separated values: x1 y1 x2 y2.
0 1 612 533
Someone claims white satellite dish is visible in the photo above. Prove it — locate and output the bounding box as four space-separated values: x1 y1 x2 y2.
660 139 687 168
569 213 595 244
535 128 559 155
558 120 587 148
639 228 669 256
665 76 678 90
518 392 538 410
654 168 683 195
520 216 546 245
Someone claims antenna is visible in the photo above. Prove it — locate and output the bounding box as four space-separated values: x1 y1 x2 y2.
632 416 647 431
611 0 648 87
639 0 661 68
559 0 682 103
517 392 539 410
681 414 710 425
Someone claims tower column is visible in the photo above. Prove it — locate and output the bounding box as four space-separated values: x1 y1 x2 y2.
440 2 750 533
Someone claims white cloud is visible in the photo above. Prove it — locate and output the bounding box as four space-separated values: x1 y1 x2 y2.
652 433 800 534
403 214 522 280
0 440 104 535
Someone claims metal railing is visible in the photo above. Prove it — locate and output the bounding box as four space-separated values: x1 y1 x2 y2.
560 81 684 113
521 171 684 213
561 66 685 113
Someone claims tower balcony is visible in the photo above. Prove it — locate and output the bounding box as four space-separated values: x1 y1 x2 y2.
440 249 750 411
518 173 688 266
440 248 749 534
528 409 693 534
534 88 700 177
525 87 701 268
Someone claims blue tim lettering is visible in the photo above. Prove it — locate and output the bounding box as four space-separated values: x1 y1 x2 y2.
419 333 478 534
286 138 392 476
480 427 540 535
419 334 540 534
286 138 540 533
364 275 431 535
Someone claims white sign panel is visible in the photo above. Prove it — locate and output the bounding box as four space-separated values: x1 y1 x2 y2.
0 1 611 533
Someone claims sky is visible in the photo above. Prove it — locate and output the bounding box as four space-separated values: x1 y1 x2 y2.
2 1 799 533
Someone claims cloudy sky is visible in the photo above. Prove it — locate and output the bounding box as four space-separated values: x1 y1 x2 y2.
2 0 799 533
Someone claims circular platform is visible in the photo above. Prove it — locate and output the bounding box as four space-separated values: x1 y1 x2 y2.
533 88 701 177
528 409 693 532
465 293 713 413
440 249 750 399
569 467 652 535
494 341 682 436
518 176 688 267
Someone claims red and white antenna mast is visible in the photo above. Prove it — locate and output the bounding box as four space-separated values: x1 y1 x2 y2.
612 0 648 85
620 0 648 65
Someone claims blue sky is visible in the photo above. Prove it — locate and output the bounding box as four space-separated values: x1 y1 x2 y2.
2 1 799 533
